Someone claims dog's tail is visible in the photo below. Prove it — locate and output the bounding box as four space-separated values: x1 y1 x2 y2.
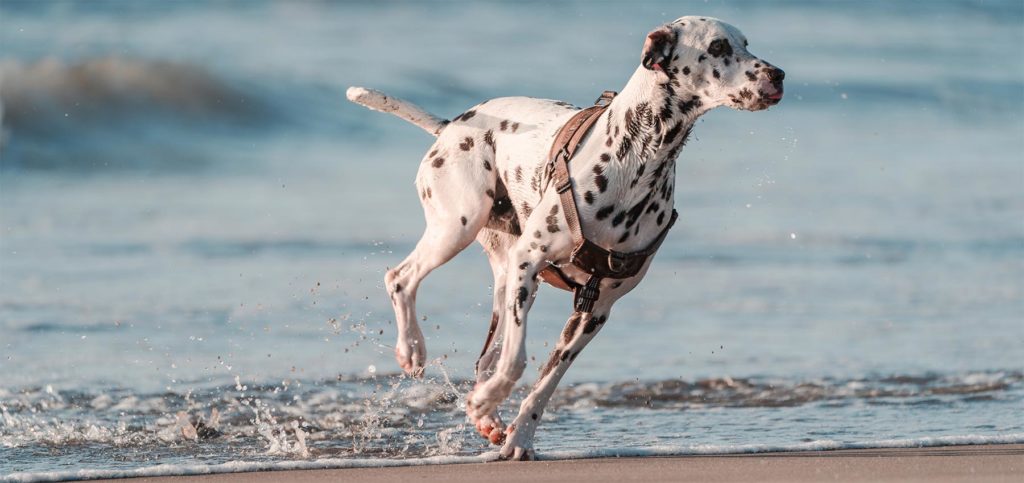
346 86 448 136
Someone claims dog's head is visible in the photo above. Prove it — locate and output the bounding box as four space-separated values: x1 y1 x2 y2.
641 16 784 111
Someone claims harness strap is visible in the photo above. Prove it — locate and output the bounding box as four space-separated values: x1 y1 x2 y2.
539 90 678 313
549 96 612 249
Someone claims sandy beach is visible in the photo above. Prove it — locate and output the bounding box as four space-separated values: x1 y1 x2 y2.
92 444 1023 483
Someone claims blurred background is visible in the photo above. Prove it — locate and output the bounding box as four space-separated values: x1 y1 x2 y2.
1 0 1022 476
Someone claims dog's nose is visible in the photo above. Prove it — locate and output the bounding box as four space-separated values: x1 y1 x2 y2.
766 67 785 82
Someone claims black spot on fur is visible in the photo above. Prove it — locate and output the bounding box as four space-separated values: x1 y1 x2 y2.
460 216 468 226
596 205 615 220
531 413 538 420
657 211 666 226
663 122 685 144
616 136 632 161
595 175 609 193
583 315 606 334
519 262 529 270
483 160 492 171
682 66 691 75
545 204 561 233
698 54 707 63
746 71 757 82
630 163 646 188
561 312 582 345
459 137 474 151
541 350 561 377
534 230 542 239
707 38 733 58
583 191 595 204
394 283 402 293
618 231 630 243
431 157 444 168
454 110 476 122
517 286 528 307
426 187 432 198
605 137 613 147
484 130 496 150
511 122 520 132
611 211 626 227
712 69 720 79
515 166 523 183
500 120 509 131
600 153 611 163
679 96 703 115
624 193 652 229
485 188 495 198
429 149 438 157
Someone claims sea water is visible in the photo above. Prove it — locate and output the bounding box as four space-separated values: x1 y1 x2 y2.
1 1 1022 480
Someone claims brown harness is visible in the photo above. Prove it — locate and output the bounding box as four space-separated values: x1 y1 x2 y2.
537 91 679 313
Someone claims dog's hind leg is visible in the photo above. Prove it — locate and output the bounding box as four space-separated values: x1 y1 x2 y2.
386 134 496 377
472 228 515 444
466 200 575 427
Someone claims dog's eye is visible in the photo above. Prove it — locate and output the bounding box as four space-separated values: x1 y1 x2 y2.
707 38 732 58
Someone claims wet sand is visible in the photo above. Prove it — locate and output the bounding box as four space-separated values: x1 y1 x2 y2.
98 444 1023 483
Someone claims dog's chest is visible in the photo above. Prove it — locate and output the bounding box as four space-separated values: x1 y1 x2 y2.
567 121 680 252
482 98 681 253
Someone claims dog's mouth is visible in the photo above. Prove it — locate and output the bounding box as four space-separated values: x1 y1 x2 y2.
753 83 783 109
764 88 783 104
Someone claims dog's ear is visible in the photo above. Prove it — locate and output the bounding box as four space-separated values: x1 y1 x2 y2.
641 25 676 71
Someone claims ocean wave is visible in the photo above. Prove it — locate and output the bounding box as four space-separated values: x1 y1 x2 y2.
0 57 271 171
0 57 264 125
551 372 1023 410
2 371 1019 452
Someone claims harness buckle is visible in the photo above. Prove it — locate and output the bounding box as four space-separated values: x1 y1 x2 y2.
556 179 573 194
573 277 601 313
595 90 617 107
608 251 628 274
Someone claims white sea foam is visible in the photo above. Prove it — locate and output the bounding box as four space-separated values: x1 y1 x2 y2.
5 434 1023 482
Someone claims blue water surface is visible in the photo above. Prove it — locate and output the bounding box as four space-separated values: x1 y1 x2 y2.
1 0 1022 478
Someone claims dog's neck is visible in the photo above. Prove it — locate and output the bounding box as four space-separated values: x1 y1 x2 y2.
586 68 709 224
604 67 710 163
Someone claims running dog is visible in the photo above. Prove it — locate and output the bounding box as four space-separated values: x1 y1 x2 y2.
347 16 784 460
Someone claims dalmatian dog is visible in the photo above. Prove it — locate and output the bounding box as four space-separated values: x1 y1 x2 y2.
347 16 783 460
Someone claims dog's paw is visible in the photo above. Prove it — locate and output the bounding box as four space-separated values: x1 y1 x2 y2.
466 377 514 422
498 426 535 461
474 413 506 445
394 339 426 378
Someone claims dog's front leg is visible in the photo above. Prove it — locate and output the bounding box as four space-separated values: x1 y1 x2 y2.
498 303 612 460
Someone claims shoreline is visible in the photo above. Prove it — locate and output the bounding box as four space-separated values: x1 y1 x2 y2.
79 444 1023 483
